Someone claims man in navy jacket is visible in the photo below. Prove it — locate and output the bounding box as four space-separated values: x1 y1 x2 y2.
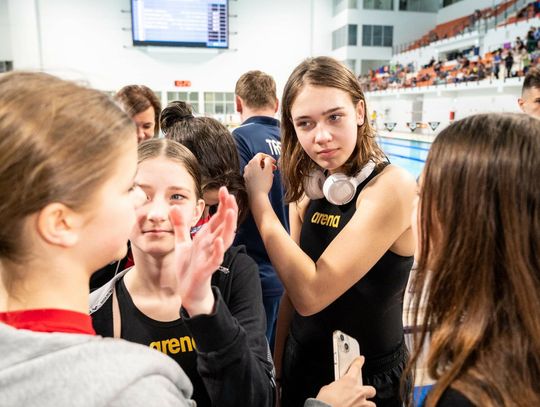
233 70 289 351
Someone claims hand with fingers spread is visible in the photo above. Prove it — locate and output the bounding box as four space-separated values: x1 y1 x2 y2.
314 357 376 407
243 153 276 202
171 186 238 316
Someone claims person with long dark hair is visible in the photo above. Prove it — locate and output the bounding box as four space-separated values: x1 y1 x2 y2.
405 113 540 407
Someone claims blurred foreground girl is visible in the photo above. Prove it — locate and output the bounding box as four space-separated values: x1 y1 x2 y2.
406 113 540 407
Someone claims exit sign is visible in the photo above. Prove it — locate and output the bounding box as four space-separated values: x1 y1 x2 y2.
174 80 191 87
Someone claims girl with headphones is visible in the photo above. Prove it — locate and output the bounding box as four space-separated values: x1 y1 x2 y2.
0 71 374 407
244 57 416 407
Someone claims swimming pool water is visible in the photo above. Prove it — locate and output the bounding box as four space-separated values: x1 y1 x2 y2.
378 136 434 405
377 136 431 179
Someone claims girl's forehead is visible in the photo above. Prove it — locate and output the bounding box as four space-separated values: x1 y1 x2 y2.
136 157 195 186
295 85 349 99
291 86 353 116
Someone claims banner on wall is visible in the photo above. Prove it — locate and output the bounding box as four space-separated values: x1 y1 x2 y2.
384 122 397 132
428 121 441 131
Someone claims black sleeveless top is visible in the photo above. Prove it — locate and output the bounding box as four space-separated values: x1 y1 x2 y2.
93 278 211 406
291 165 413 375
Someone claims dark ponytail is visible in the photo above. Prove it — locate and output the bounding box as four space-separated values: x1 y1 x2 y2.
160 101 195 135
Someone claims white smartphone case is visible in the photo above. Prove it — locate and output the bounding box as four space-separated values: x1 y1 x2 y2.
333 330 362 384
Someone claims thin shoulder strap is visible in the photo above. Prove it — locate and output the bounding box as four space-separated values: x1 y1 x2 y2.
112 283 121 338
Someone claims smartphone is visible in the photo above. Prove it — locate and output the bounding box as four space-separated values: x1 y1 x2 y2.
333 330 362 384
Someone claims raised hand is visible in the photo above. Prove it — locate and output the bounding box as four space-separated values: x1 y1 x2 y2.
243 153 276 201
170 186 238 316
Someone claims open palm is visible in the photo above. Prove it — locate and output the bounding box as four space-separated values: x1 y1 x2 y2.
170 187 238 316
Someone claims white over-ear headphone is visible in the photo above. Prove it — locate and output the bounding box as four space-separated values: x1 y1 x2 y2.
303 161 376 205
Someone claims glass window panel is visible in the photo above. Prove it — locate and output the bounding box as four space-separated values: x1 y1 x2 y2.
205 103 214 114
215 104 224 114
226 92 234 102
226 103 235 114
362 25 372 46
348 24 357 46
401 0 439 12
364 0 392 10
190 92 198 102
383 25 393 46
205 93 214 102
167 92 177 102
373 25 382 46
191 103 199 114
